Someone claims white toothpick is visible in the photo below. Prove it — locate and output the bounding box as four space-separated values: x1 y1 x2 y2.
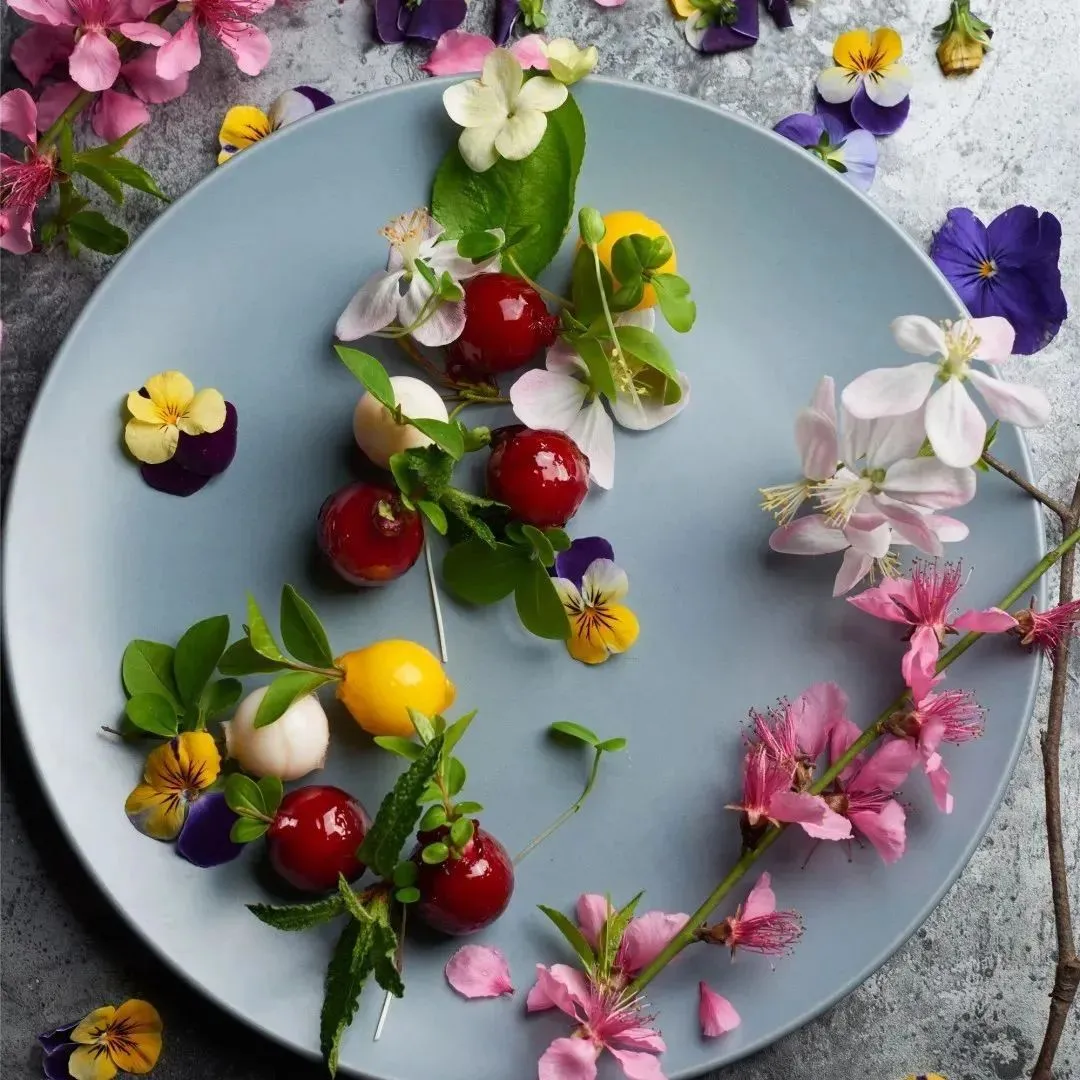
373 990 393 1042
373 907 406 1042
425 537 448 663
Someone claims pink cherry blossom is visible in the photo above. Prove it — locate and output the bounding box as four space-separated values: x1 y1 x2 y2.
528 964 666 1080
848 560 1016 701
6 0 171 92
704 872 804 956
445 945 515 998
422 29 550 76
1012 598 1080 663
746 681 847 777
574 895 688 983
156 0 275 80
698 982 740 1037
1 90 56 254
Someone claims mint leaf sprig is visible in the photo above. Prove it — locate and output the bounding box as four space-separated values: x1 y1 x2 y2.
514 721 629 863
119 615 240 738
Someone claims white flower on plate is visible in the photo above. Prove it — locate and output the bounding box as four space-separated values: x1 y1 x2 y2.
442 49 568 173
335 208 498 347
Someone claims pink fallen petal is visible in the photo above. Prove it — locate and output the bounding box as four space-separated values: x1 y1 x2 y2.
850 800 907 863
953 607 1018 634
539 1036 599 1080
617 911 689 975
699 981 741 1037
0 88 39 146
219 20 271 76
740 872 775 921
10 25 73 84
609 1048 666 1079
0 203 35 255
445 944 514 999
511 33 550 70
769 790 853 840
156 16 201 79
33 80 80 131
575 893 612 949
925 752 954 813
92 89 149 141
594 0 627 5
69 27 121 91
122 48 190 103
422 29 496 75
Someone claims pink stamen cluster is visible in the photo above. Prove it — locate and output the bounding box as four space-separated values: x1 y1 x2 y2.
0 154 56 211
1013 598 1080 662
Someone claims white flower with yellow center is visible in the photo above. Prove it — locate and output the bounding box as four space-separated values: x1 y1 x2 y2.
442 49 568 173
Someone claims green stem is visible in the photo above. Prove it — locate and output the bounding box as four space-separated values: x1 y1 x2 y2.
507 252 572 309
591 245 630 375
447 395 511 421
629 525 1080 994
514 747 603 864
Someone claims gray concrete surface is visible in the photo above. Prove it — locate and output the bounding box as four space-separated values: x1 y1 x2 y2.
2 1 1078 1077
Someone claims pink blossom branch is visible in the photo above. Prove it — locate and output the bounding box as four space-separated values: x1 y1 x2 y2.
629 524 1080 996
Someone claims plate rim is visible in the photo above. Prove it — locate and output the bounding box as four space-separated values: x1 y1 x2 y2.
2 74 1046 1079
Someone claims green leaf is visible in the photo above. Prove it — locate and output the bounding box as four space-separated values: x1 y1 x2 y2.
644 234 674 268
369 905 404 998
417 499 448 534
335 345 395 409
443 539 531 604
218 637 289 676
615 325 682 404
457 229 503 260
445 757 467 796
373 736 423 761
71 161 124 205
454 800 485 815
253 670 333 729
449 817 474 848
67 211 127 255
392 861 418 887
442 710 476 755
122 640 181 709
521 525 556 568
598 891 643 980
201 677 243 719
99 155 168 200
123 693 178 737
230 818 269 844
610 278 645 313
611 235 644 283
246 593 288 663
504 223 540 249
280 585 334 668
418 805 448 831
408 417 464 460
358 736 444 879
249 895 347 931
515 560 571 640
421 841 449 864
88 127 142 157
441 488 500 547
431 96 585 278
225 773 267 818
538 904 596 970
258 776 284 816
173 614 230 708
571 245 613 325
597 737 628 753
651 273 696 333
550 720 600 746
321 917 376 1076
395 886 421 905
408 708 438 744
573 336 617 400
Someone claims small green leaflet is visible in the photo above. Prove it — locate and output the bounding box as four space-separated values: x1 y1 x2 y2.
614 325 682 404
358 735 444 879
373 736 423 761
279 585 334 668
253 670 334 729
200 677 243 720
538 904 596 971
440 488 499 547
321 918 375 1077
231 818 269 843
248 894 347 931
410 417 465 461
70 160 124 205
597 737 628 753
246 593 287 663
442 709 476 755
335 345 395 409
651 273 696 333
417 499 448 534
515 560 571 640
95 156 168 201
124 693 178 738
597 892 643 982
67 210 127 255
571 245 613 325
218 637 289 676
521 525 556 568
121 640 181 710
173 614 230 708
442 540 532 604
550 720 600 747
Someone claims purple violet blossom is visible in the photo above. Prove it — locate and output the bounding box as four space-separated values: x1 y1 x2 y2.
764 0 793 30
773 113 878 193
175 791 245 868
38 1023 77 1080
374 0 467 45
930 206 1068 354
494 0 520 45
813 90 911 138
551 536 614 589
683 0 759 54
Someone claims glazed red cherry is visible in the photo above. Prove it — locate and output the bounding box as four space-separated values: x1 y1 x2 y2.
412 823 515 936
487 427 589 528
450 273 560 374
267 785 371 894
318 481 424 586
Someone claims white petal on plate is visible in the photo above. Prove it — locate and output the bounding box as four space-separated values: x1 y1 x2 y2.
924 377 986 468
794 405 839 481
833 548 874 595
841 362 937 419
567 395 615 489
482 47 524 110
458 123 502 172
891 315 947 357
967 369 1051 429
515 75 569 114
494 108 548 161
861 408 928 469
510 368 588 431
334 270 403 341
411 298 467 347
611 371 691 431
581 558 629 605
968 315 1015 363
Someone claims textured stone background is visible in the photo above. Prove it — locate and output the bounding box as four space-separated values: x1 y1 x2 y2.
1 1 1078 1078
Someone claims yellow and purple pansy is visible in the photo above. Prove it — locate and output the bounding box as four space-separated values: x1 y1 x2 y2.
217 85 334 165
38 999 163 1080
677 0 759 55
124 731 221 842
550 537 640 665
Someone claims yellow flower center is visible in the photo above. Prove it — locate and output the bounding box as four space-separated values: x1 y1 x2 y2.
380 207 430 271
978 258 996 279
850 44 891 77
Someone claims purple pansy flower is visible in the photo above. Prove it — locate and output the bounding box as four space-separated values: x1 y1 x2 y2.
494 0 520 45
683 0 759 54
813 90 910 138
930 206 1067 355
176 791 245 868
764 0 793 30
38 1023 77 1080
374 0 467 44
140 401 238 497
773 113 878 193
551 536 614 588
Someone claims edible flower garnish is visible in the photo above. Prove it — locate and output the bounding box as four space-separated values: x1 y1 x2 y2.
682 0 759 55
156 0 275 80
550 538 639 665
934 0 992 76
374 0 467 44
445 945 515 999
1011 598 1080 662
545 39 598 85
422 30 549 76
697 872 803 956
124 731 222 841
335 207 499 347
442 48 567 174
123 371 226 466
929 207 1067 355
38 999 163 1080
217 85 333 164
0 89 56 255
773 113 878 193
698 982 740 1037
815 27 912 136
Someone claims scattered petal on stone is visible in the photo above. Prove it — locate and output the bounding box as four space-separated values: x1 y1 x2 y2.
445 945 515 998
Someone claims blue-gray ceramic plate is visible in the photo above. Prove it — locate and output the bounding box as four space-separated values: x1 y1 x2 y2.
4 78 1043 1079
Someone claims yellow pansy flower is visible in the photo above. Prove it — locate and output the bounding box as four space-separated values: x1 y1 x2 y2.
68 999 163 1080
125 731 221 841
217 86 335 165
124 371 226 465
552 553 640 665
817 27 913 109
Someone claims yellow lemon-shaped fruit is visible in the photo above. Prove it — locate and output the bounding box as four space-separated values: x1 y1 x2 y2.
336 640 456 738
592 210 677 310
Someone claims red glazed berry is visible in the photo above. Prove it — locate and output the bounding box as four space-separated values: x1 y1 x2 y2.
318 481 424 586
412 823 515 936
450 273 559 374
267 785 371 894
487 427 589 528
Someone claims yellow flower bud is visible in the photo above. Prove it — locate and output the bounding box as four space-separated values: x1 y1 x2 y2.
936 32 985 75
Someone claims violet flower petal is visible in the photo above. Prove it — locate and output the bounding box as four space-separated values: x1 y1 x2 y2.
42 1043 76 1080
494 0 519 45
764 0 792 29
172 401 238 476
374 0 407 44
812 93 857 136
552 537 614 589
294 85 334 111
837 129 878 193
140 458 212 497
699 0 759 54
773 113 824 147
404 0 468 43
176 791 244 868
38 1024 77 1054
849 86 910 136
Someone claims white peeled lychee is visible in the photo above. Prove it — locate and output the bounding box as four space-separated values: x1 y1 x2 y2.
222 687 329 781
353 375 449 468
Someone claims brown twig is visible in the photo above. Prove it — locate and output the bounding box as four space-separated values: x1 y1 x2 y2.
1032 471 1080 1080
394 337 454 388
983 451 1071 519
